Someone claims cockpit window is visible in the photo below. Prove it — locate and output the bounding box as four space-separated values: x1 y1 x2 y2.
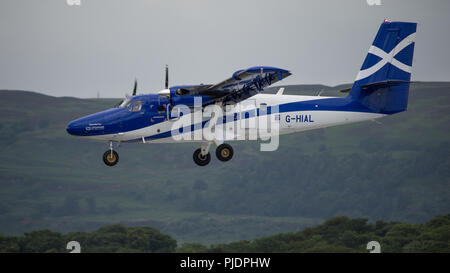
119 98 133 108
131 100 143 112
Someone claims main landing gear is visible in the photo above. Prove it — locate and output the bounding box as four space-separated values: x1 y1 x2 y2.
193 142 234 166
103 141 119 166
216 143 233 162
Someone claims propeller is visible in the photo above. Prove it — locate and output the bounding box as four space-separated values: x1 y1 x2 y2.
158 65 171 97
165 64 169 89
116 65 170 107
132 78 138 96
114 78 138 107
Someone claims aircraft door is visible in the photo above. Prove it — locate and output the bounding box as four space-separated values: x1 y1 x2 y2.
150 99 167 123
165 101 186 121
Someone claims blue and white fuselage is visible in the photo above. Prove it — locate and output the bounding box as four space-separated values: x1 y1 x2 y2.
66 21 417 166
67 93 386 143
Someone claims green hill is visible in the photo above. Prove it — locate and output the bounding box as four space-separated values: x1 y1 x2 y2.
0 82 449 245
181 213 450 253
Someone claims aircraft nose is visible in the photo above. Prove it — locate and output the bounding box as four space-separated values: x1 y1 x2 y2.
66 108 120 136
66 120 84 136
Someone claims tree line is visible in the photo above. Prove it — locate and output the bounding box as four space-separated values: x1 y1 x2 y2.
0 214 448 253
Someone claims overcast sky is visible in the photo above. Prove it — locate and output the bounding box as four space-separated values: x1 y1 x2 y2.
0 0 449 98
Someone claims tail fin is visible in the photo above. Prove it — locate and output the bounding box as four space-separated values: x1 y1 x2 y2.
348 21 417 114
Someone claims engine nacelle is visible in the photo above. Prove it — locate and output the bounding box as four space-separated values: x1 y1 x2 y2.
169 87 215 108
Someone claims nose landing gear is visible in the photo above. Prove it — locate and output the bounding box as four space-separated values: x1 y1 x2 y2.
193 148 211 166
103 141 119 166
193 141 212 166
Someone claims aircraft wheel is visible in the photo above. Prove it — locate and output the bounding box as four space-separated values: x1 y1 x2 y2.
193 148 211 166
103 150 119 166
216 143 233 162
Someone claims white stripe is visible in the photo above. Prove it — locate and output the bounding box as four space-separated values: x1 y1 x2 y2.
356 32 416 81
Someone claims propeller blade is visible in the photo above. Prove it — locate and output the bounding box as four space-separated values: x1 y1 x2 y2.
132 78 138 96
165 65 169 89
114 100 122 108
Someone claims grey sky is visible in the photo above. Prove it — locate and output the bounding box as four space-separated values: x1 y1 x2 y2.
0 0 449 98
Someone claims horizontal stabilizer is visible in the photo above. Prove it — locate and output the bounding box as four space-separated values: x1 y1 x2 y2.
361 80 413 90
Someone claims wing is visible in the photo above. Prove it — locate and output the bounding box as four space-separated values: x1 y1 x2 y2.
175 66 291 104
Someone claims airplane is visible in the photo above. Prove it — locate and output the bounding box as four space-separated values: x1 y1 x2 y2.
67 20 417 167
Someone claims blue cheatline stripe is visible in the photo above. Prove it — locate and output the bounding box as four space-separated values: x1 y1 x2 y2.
122 97 377 143
279 97 374 113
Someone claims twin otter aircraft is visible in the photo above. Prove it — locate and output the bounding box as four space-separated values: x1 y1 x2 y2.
67 21 417 167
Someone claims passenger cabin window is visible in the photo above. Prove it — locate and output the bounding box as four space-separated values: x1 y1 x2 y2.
131 100 143 112
157 105 166 114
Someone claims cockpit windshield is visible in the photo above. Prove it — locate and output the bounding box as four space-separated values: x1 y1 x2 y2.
118 98 133 108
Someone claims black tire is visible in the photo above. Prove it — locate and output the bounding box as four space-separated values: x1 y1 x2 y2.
193 148 211 166
103 150 119 166
216 143 233 162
